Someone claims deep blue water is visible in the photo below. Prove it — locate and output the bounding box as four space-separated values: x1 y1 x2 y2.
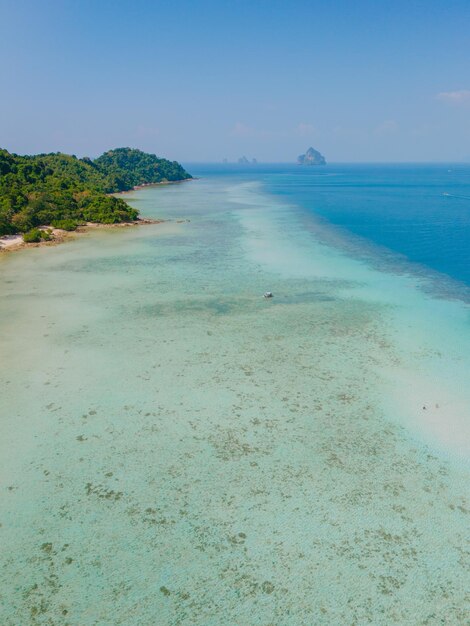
187 163 470 288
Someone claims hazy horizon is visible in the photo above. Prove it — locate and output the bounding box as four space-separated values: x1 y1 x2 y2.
1 0 469 163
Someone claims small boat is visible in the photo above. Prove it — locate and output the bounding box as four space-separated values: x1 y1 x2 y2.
263 292 274 298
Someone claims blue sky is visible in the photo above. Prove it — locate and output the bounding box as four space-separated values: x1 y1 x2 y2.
1 0 469 161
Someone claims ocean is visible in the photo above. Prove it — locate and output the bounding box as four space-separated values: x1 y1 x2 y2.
194 163 470 292
1 164 469 624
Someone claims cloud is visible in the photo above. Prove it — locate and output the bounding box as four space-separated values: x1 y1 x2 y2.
436 90 470 104
229 122 284 140
296 123 316 137
230 121 318 140
230 122 257 137
375 119 399 136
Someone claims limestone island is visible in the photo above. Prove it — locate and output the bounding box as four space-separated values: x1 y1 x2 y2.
297 147 326 165
0 147 192 251
238 156 258 164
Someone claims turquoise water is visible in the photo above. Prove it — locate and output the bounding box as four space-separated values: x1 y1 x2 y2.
1 170 469 624
194 163 470 291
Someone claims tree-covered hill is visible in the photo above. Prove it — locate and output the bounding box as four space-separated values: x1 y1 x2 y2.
0 147 192 236
94 148 191 190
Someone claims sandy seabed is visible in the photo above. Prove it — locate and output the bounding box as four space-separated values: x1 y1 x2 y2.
0 178 469 625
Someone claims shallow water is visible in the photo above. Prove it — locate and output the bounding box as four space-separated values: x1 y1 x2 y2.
0 173 469 624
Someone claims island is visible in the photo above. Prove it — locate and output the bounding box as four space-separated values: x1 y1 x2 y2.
297 147 326 165
238 156 258 164
0 147 192 244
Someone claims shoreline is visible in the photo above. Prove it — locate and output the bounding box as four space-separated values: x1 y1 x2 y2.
0 217 162 254
113 177 196 196
0 178 195 255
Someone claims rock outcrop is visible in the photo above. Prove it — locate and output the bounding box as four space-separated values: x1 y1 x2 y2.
297 147 326 165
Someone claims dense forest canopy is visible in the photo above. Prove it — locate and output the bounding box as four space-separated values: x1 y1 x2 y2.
0 147 192 236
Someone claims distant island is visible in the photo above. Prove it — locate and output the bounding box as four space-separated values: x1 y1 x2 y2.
0 147 192 242
297 147 326 165
238 156 258 164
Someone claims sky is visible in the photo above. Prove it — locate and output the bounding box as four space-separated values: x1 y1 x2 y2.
0 0 469 162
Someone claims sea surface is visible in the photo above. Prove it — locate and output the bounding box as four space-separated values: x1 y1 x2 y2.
1 164 469 624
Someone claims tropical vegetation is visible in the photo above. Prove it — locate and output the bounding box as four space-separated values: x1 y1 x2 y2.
0 147 191 236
